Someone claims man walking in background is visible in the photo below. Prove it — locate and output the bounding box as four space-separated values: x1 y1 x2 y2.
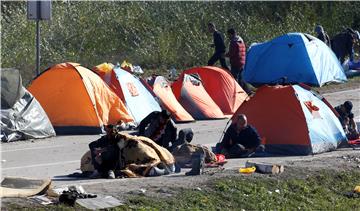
331 28 360 64
225 28 252 95
315 25 331 47
207 22 229 70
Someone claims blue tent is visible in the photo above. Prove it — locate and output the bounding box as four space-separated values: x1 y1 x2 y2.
243 33 347 86
113 66 161 125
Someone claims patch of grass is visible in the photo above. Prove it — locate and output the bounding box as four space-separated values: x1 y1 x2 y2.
114 170 360 210
314 76 360 94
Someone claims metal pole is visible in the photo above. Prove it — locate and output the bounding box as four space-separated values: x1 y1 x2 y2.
36 19 40 76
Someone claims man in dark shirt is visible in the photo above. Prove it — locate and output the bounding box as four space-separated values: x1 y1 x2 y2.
331 28 359 64
315 25 331 48
217 114 261 158
89 125 119 179
207 22 229 70
138 110 177 150
335 101 359 140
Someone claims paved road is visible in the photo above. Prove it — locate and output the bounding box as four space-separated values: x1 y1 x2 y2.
1 88 359 188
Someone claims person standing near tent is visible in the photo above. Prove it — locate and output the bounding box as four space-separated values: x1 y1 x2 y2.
207 22 229 70
335 101 359 140
225 28 252 95
88 125 120 179
215 114 261 158
138 110 177 150
315 25 331 47
331 28 360 64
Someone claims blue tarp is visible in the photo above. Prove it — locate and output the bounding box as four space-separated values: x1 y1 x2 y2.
243 33 347 86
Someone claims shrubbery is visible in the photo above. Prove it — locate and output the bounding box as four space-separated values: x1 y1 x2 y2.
1 1 359 85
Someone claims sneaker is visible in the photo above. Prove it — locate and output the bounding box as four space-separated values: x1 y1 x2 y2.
185 152 205 176
278 165 285 174
271 165 280 174
89 170 101 179
107 170 115 179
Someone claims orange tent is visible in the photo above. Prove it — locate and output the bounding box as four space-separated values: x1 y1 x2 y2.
172 66 248 115
152 76 194 122
172 74 224 120
232 84 346 155
28 63 133 134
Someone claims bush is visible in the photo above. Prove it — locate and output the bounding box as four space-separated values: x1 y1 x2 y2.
1 1 359 85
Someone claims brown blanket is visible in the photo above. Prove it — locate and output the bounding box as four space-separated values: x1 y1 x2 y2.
172 143 217 167
81 132 175 177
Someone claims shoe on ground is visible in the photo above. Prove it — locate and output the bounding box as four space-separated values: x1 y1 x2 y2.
278 165 284 174
271 165 280 174
185 153 205 176
89 170 101 179
107 170 115 179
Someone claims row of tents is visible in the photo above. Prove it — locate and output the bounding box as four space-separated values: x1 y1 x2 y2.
2 63 246 136
1 32 350 156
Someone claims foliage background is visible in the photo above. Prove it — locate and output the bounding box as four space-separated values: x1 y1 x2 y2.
1 1 360 85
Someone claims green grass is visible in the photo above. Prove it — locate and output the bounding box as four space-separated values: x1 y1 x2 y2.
314 75 360 94
114 170 360 211
4 170 360 210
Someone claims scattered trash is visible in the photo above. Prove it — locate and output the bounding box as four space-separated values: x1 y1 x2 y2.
354 186 360 193
50 185 87 197
121 60 133 73
239 166 256 174
195 187 202 191
76 195 124 210
268 191 272 194
29 195 55 205
275 189 280 194
132 65 144 74
245 161 284 174
169 67 177 79
0 177 51 198
340 155 360 164
58 186 97 206
139 188 146 194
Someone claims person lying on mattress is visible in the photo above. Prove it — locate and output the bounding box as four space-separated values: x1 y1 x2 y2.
216 114 262 158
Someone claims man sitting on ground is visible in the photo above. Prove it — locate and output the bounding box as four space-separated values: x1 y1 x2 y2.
89 125 119 179
138 110 177 150
216 114 261 158
335 101 359 140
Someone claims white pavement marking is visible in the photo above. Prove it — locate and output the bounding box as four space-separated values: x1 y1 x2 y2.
1 145 65 153
2 160 79 171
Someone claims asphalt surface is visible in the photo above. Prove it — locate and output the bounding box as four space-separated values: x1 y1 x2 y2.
1 88 359 188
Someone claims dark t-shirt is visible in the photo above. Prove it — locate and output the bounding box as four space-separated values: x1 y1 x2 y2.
335 105 353 126
213 31 226 53
222 124 261 149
